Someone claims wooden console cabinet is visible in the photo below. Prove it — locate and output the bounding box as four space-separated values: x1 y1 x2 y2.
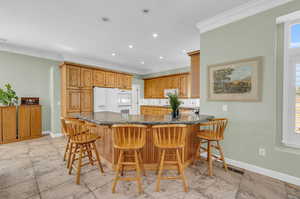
0 106 17 144
18 105 42 140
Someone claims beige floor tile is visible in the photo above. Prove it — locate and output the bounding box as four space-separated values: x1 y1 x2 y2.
36 169 74 192
40 179 91 199
0 179 39 199
81 168 113 191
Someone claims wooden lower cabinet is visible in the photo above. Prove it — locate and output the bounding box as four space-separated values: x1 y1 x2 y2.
18 105 42 140
0 106 17 143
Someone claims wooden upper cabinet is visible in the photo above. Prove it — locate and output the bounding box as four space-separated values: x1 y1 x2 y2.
179 74 189 98
105 72 116 88
93 70 105 87
124 75 132 90
66 89 81 113
188 50 200 98
81 89 93 112
67 65 81 89
30 105 42 137
81 68 93 89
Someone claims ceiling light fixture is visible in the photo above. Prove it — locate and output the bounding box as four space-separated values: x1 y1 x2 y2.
128 45 133 49
142 9 150 14
112 52 116 56
159 56 164 60
141 61 145 65
152 33 158 38
182 49 187 53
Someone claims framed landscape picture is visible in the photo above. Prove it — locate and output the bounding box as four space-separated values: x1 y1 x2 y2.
207 57 263 101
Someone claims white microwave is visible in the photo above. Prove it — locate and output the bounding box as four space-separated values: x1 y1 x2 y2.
118 90 132 106
164 89 179 97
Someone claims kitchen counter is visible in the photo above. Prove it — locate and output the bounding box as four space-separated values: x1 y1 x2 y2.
72 111 213 170
74 111 212 125
140 105 199 110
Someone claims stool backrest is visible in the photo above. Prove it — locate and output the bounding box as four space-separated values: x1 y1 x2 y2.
152 124 187 147
112 124 147 148
64 119 88 142
201 118 228 140
60 117 78 136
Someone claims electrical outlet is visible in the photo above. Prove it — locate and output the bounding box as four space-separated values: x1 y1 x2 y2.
259 147 266 156
222 104 228 112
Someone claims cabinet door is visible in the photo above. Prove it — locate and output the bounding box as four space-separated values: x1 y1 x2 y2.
144 80 150 98
179 75 189 98
30 106 42 137
94 70 106 87
2 106 17 143
0 109 2 143
18 106 31 139
67 66 81 89
105 72 116 88
81 68 93 89
124 75 132 90
116 73 124 89
67 89 81 113
81 89 93 112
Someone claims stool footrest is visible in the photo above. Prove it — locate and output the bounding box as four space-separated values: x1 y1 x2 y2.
161 176 182 180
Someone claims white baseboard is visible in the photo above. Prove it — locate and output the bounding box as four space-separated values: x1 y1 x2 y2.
50 132 63 138
200 153 300 186
42 131 51 135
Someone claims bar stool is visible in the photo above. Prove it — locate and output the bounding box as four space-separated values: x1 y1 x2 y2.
111 124 147 194
65 119 104 184
60 117 78 165
194 118 228 176
152 124 188 192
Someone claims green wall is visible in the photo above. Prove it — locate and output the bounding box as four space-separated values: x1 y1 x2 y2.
0 50 60 132
140 66 190 79
200 1 300 177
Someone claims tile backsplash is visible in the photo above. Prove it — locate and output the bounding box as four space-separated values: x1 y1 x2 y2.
141 98 200 107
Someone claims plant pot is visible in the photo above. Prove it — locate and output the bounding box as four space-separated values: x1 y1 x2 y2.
171 109 179 119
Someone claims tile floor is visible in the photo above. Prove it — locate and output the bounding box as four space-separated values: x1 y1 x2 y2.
0 136 299 199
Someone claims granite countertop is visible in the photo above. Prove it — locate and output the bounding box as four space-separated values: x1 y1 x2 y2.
73 111 213 125
141 105 199 109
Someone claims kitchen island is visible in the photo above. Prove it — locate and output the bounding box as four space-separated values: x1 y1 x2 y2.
74 111 213 170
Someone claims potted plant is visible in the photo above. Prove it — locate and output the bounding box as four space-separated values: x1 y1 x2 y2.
168 93 182 118
0 84 18 106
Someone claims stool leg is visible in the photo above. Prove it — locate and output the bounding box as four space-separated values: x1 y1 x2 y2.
121 151 125 176
112 150 124 193
68 144 78 174
138 150 146 176
207 141 213 176
63 137 70 161
76 145 84 185
194 140 201 164
156 149 165 192
92 142 104 173
217 141 228 172
86 144 94 166
134 150 143 194
67 142 73 169
156 149 161 175
176 149 188 192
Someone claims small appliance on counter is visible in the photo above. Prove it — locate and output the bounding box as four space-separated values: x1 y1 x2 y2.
21 97 39 105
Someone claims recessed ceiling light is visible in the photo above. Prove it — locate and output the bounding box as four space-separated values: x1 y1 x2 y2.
152 33 158 38
112 52 116 56
159 56 164 60
128 45 133 49
141 61 145 65
182 49 187 53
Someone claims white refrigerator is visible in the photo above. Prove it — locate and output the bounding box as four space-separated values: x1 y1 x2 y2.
93 87 120 112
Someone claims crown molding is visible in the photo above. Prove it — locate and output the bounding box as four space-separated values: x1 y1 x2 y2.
0 43 143 74
196 0 294 34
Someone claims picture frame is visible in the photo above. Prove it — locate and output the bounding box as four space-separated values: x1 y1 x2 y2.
207 56 263 101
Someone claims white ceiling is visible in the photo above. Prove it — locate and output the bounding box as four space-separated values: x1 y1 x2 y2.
0 0 253 74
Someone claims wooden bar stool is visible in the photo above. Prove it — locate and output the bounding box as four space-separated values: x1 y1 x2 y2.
111 124 147 194
65 119 104 184
60 117 79 165
152 124 188 192
194 118 228 176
